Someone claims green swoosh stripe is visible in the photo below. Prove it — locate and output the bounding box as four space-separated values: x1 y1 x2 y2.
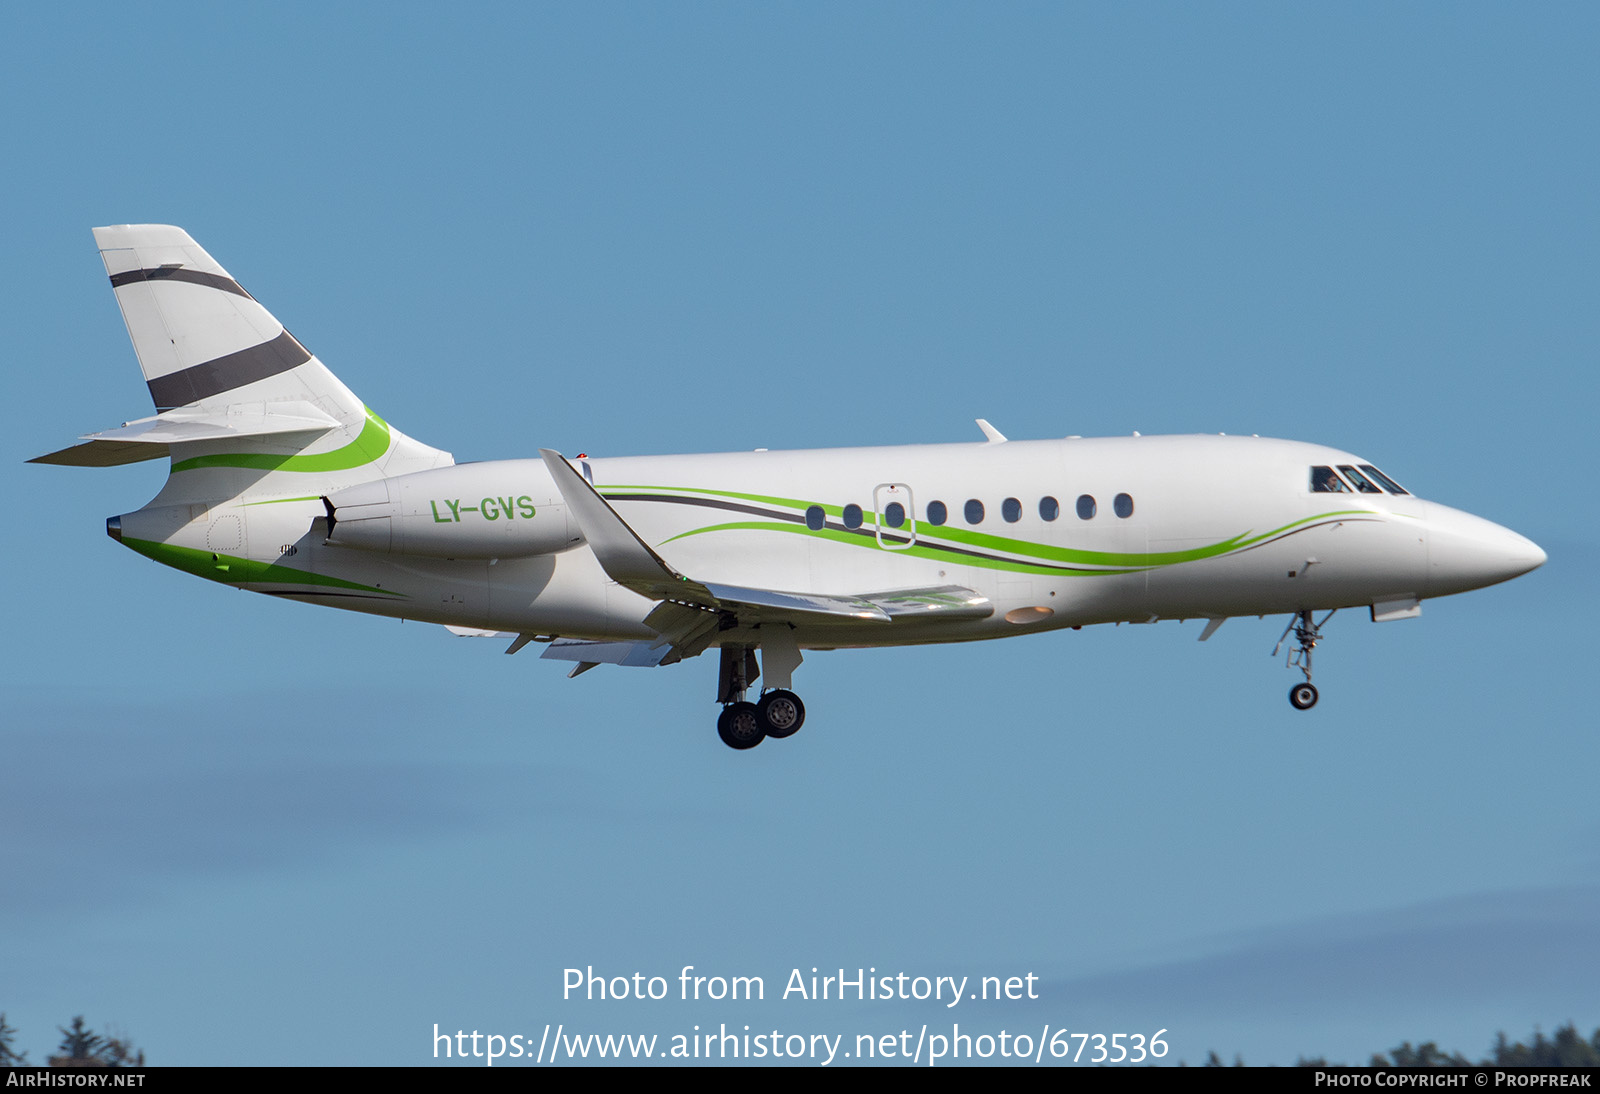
122 537 404 598
606 484 830 514
906 522 1249 567
663 513 1372 574
170 407 393 474
660 521 1144 576
1231 511 1372 549
616 483 1373 569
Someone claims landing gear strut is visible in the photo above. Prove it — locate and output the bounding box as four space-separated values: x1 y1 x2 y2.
715 643 807 749
1273 609 1336 711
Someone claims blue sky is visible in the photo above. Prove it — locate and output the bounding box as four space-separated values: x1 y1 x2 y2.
3 2 1596 1066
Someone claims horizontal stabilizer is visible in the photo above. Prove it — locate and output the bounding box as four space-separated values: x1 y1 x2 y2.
30 400 341 467
540 638 673 668
30 439 169 467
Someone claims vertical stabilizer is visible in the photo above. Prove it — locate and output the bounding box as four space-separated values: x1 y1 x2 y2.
97 224 322 412
89 225 450 497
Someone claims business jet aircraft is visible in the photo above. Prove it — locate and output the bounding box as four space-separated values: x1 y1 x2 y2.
33 226 1547 749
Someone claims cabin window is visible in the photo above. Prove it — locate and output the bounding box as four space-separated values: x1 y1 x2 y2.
1002 497 1022 523
927 500 947 525
1337 465 1383 494
843 503 864 529
805 505 826 531
1076 494 1097 520
1310 466 1350 493
1114 492 1134 518
964 499 985 524
1039 496 1059 521
1360 464 1410 495
884 502 906 528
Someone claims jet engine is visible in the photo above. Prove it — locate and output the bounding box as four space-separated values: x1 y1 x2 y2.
322 461 582 559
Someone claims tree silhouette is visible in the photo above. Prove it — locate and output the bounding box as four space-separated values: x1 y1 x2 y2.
1490 1024 1600 1067
1372 1041 1473 1067
0 1013 27 1066
0 1013 146 1067
51 1016 107 1066
1213 1021 1600 1067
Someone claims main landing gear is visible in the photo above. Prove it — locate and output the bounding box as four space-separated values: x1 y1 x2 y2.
715 691 807 750
715 643 807 750
716 702 765 750
1273 609 1336 711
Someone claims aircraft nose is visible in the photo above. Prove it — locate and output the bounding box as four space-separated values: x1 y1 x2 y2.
1424 502 1546 596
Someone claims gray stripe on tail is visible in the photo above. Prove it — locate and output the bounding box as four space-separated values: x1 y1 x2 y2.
147 329 312 409
110 267 253 299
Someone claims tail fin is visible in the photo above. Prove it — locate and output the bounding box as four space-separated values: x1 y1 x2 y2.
33 225 449 493
97 224 326 412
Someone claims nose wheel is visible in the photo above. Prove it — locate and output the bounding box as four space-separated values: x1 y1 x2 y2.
1273 609 1336 711
1289 682 1319 710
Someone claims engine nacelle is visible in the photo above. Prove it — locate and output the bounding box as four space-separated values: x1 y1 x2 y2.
323 460 582 559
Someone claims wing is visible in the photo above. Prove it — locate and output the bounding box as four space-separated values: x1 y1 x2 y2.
539 449 992 662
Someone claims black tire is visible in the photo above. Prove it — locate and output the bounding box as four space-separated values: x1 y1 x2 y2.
717 702 765 750
757 690 806 739
1289 682 1319 710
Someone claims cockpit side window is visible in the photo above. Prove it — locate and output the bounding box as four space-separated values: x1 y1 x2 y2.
1310 465 1350 493
1359 464 1410 495
1337 465 1383 494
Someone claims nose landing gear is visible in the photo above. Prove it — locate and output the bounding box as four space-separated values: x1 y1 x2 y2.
1274 609 1336 711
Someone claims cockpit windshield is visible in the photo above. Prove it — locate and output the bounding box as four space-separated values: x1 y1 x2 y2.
1337 465 1383 494
1359 464 1409 495
1310 466 1350 493
1309 463 1410 495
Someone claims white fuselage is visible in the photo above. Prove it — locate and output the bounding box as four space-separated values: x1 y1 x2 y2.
48 225 1547 736
142 432 1542 651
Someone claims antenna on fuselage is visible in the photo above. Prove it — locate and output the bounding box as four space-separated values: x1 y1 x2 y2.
975 419 1007 444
